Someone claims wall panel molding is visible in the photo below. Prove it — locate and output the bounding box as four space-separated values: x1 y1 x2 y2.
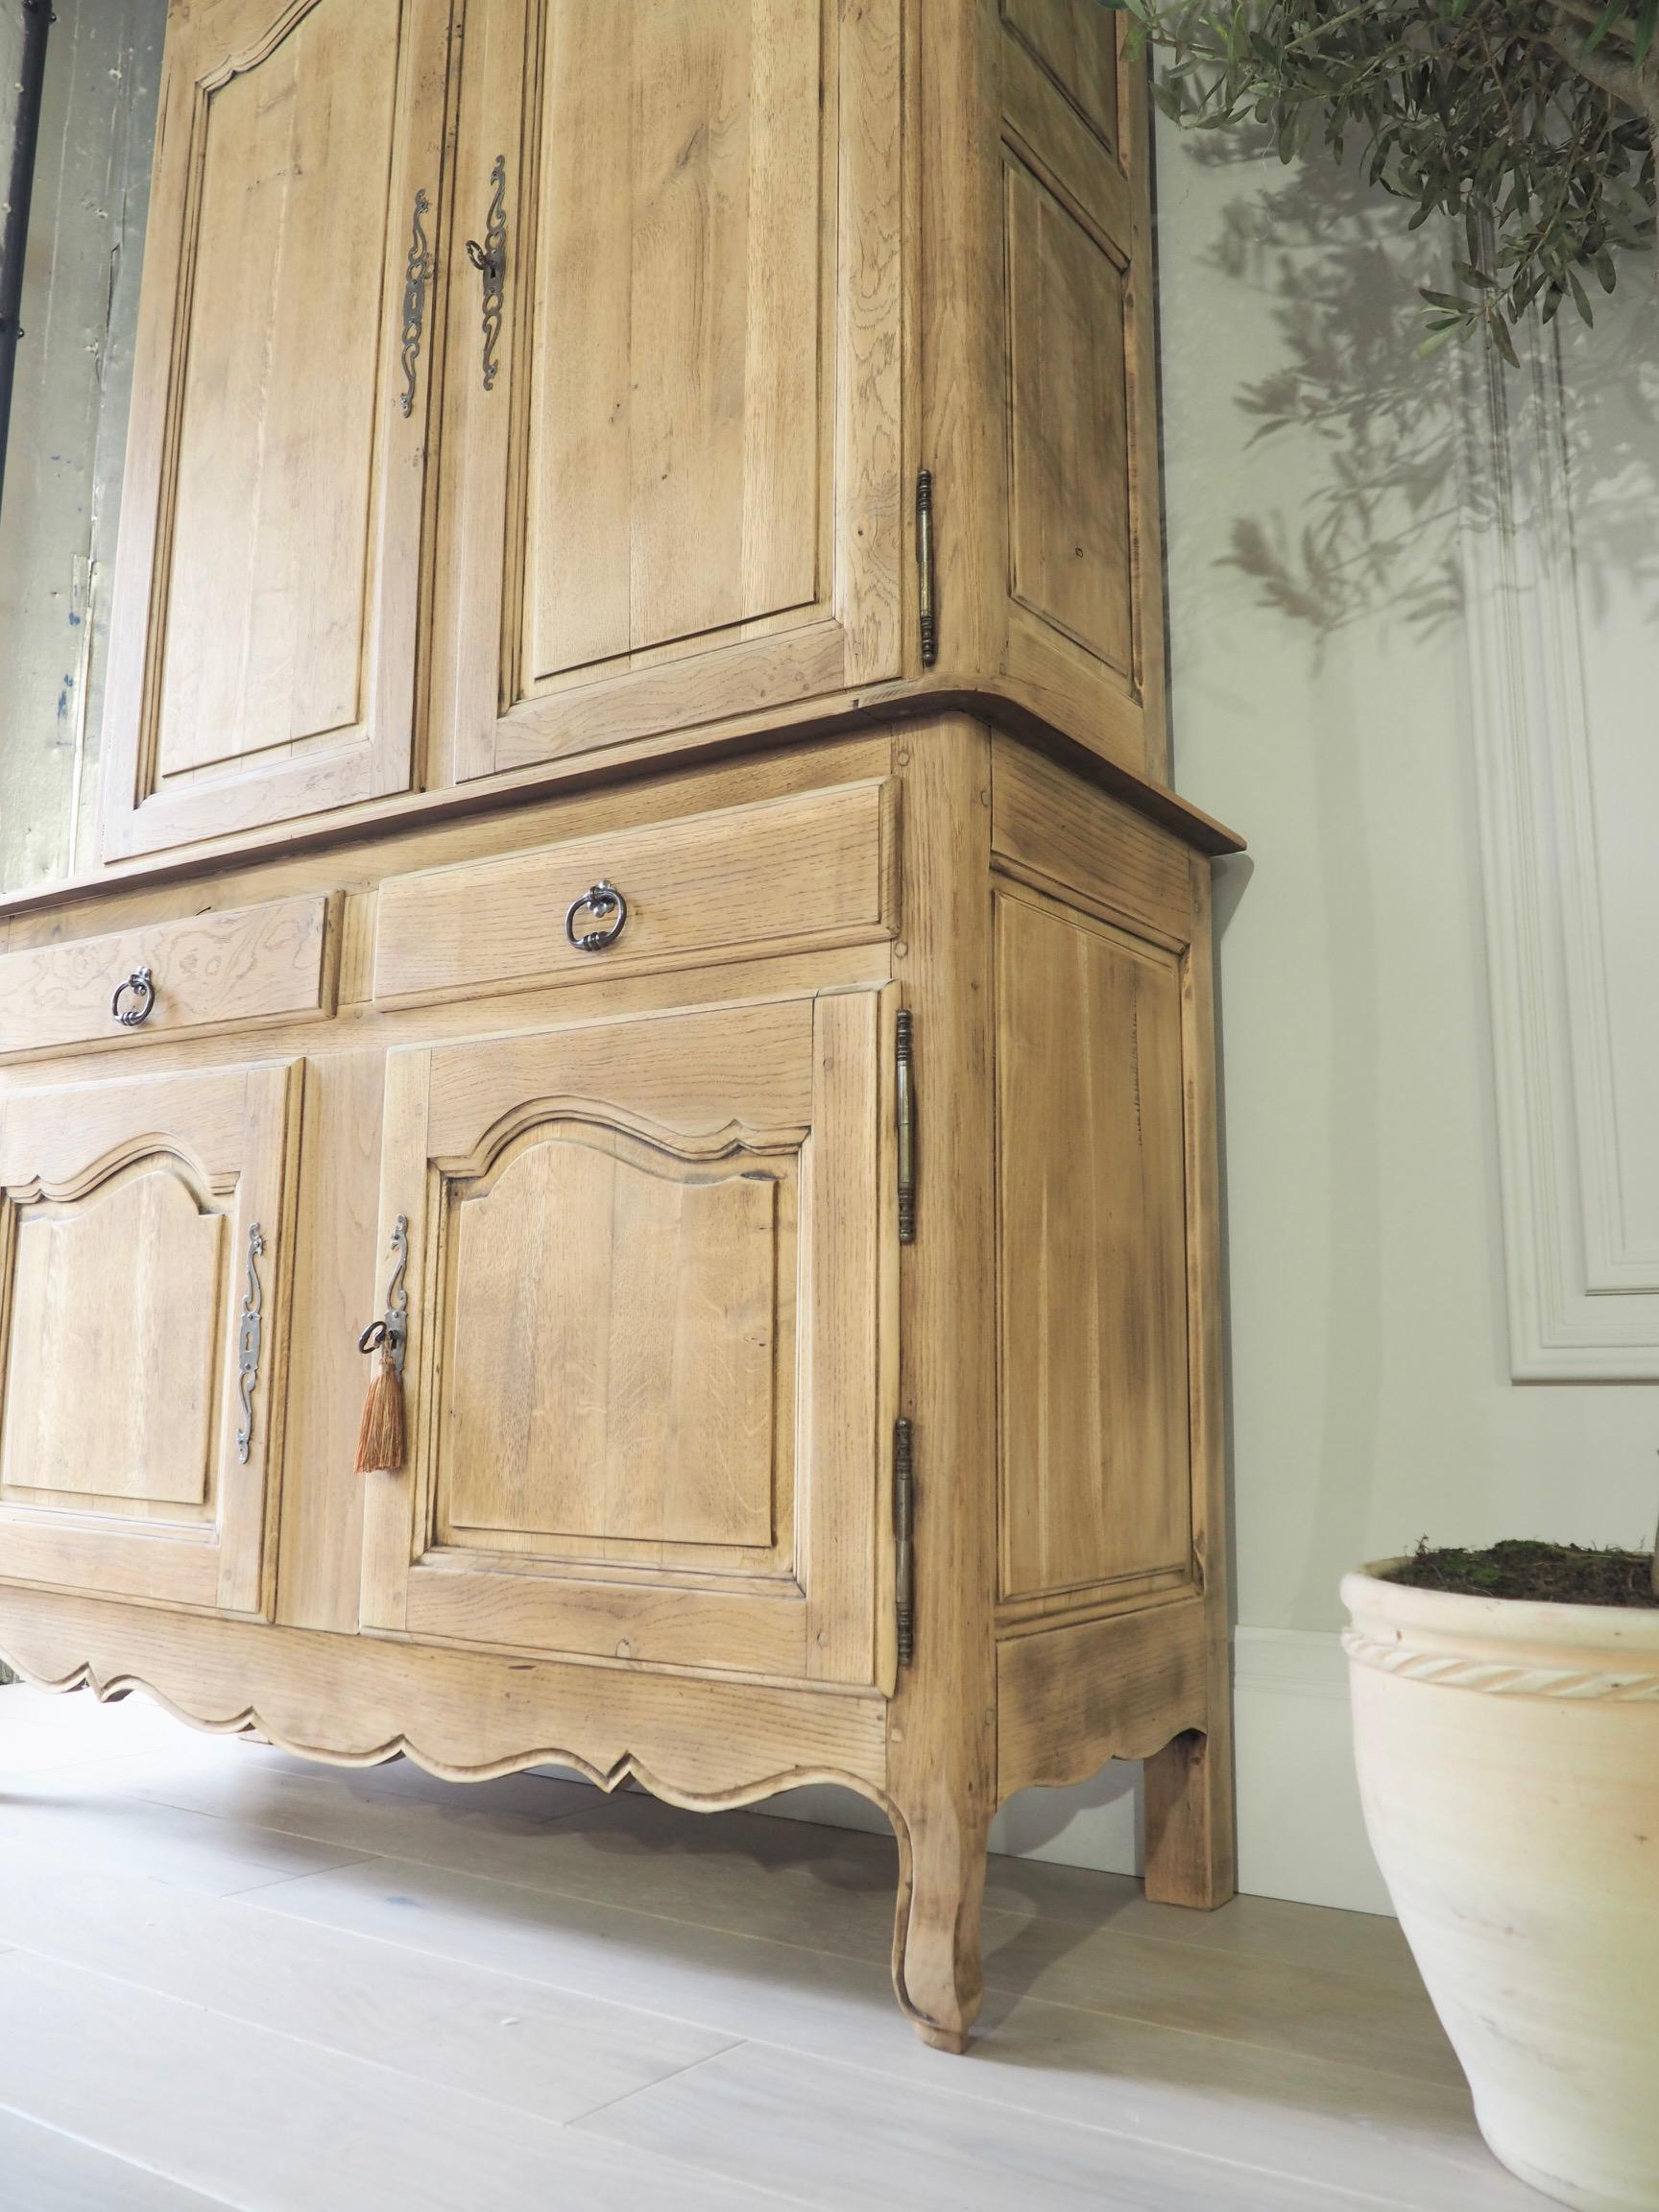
1461 313 1659 1379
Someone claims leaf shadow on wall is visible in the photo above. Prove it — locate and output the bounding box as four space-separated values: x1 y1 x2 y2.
1180 134 1659 644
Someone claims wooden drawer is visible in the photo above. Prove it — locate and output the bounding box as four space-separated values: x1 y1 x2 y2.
0 895 337 1059
372 778 899 1008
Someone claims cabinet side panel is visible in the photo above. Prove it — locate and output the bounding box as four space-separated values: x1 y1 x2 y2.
994 15 1167 781
1003 152 1131 676
995 888 1191 1605
1000 0 1118 151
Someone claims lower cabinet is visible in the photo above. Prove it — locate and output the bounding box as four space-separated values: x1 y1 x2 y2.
0 725 1238 2053
359 987 899 1688
0 1058 301 1617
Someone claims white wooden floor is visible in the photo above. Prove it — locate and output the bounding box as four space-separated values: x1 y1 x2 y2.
0 1685 1550 2212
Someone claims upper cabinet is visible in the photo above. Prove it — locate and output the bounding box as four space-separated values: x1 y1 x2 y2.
31 0 1166 869
430 0 903 783
98 0 454 859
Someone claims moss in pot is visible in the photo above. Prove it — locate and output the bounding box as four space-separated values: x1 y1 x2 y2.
1343 1532 1659 2212
1389 1538 1659 1611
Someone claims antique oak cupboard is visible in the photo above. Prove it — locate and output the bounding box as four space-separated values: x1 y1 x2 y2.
0 0 1242 2048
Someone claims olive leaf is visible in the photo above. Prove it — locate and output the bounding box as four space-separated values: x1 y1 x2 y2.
1094 1 1659 358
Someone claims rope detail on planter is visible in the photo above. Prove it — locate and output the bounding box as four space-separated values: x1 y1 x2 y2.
1342 1632 1659 1701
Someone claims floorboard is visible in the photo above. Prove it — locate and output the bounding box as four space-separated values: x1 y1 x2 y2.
0 1686 1549 2211
0 2107 232 2212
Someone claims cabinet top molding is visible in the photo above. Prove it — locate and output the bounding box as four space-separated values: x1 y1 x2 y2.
0 714 1243 929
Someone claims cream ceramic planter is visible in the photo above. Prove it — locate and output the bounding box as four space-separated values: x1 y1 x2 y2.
1343 1564 1659 2212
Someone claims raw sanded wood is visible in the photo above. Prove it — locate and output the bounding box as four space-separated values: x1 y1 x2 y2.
435 0 902 786
0 894 334 1060
0 1059 301 1616
358 988 891 1691
995 888 1191 1607
14 5 1205 882
1004 152 1132 676
373 780 896 1008
0 1585 890 1798
99 0 450 857
1 2 1233 2031
1002 0 1121 149
998 1599 1210 1795
991 730 1190 943
1143 853 1237 1911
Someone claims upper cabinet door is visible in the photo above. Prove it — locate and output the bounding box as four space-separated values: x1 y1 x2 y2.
432 0 904 784
99 0 455 860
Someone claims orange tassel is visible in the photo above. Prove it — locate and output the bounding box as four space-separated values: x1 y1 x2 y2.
354 1342 406 1475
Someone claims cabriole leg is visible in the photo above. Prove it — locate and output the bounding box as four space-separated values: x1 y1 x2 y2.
891 1793 991 2052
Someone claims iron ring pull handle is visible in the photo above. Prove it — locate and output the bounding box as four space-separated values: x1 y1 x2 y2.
111 966 156 1027
565 880 628 954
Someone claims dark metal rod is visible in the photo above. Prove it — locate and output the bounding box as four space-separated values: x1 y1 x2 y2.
0 0 53 525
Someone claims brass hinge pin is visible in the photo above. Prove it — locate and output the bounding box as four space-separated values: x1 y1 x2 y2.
896 1007 916 1244
894 1416 916 1669
916 469 937 668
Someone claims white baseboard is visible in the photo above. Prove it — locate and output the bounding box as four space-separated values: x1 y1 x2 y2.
1231 1626 1393 1915
745 1626 1395 1917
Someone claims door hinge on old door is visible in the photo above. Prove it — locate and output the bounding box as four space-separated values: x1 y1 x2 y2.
915 470 938 668
894 1417 916 1668
896 1008 916 1243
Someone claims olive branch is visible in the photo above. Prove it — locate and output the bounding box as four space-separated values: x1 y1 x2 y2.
1098 2 1658 357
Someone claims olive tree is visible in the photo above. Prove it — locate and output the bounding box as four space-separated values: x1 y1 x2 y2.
1099 1 1657 357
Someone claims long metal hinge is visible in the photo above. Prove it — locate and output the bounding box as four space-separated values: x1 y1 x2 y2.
896 1008 916 1243
894 1417 916 1668
916 469 937 667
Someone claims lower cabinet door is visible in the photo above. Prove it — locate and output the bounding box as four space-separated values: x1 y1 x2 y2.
0 1059 302 1616
360 988 897 1688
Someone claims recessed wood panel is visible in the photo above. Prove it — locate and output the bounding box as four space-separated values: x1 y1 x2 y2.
0 1059 301 1616
525 0 824 682
1001 0 1119 151
996 890 1190 1602
1004 155 1132 675
361 987 894 1687
157 0 401 779
442 1126 782 1551
1 1169 225 1510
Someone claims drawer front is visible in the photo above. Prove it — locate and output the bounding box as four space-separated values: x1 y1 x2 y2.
372 778 898 1008
0 895 337 1060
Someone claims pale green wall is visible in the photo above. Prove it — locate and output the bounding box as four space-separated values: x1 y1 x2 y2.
1157 123 1659 1637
